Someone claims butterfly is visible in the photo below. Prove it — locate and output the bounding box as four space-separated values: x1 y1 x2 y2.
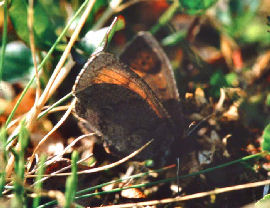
73 31 183 167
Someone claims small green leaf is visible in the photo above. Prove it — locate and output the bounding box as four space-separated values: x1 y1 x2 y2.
241 18 270 44
8 0 29 44
266 94 270 107
179 0 218 14
162 31 187 46
209 70 228 98
216 0 260 38
9 0 60 49
262 123 270 152
145 159 154 167
1 42 33 82
225 72 238 86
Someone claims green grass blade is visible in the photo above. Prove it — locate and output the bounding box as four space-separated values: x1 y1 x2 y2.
150 0 179 34
38 92 72 120
12 121 30 208
33 154 47 208
64 151 79 208
0 127 7 196
0 0 8 81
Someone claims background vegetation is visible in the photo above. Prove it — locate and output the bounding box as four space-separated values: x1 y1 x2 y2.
1 0 270 207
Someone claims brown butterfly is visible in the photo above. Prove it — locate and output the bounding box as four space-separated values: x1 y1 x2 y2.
73 31 183 167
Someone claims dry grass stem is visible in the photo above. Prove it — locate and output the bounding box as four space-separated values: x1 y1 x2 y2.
45 133 95 167
26 99 76 172
25 139 153 178
27 0 41 100
47 58 75 99
32 153 94 186
40 105 71 115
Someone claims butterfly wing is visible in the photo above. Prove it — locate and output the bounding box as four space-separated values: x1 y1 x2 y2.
73 52 176 164
120 31 179 101
120 32 183 137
